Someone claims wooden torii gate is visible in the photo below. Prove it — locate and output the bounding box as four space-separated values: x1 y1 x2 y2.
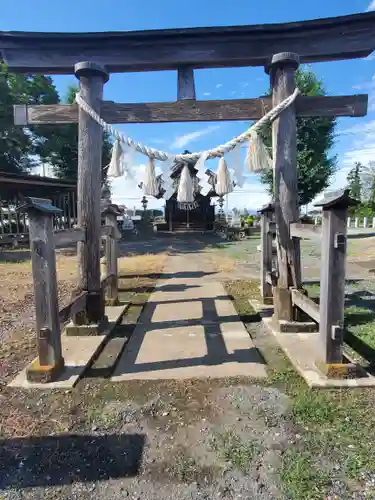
1 12 374 334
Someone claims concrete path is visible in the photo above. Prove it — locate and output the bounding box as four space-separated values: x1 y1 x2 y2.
112 240 267 381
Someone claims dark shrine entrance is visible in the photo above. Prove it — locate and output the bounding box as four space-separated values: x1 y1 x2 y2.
166 193 215 231
163 153 217 232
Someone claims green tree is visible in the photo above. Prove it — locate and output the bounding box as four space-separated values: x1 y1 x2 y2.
36 84 112 183
0 62 59 173
260 68 337 206
346 162 363 201
361 161 375 209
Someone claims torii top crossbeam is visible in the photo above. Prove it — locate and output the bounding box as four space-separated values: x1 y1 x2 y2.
1 12 375 74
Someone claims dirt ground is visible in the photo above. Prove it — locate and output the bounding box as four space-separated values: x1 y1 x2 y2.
1 234 375 499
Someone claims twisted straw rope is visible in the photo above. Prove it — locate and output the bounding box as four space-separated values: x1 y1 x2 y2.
75 88 300 163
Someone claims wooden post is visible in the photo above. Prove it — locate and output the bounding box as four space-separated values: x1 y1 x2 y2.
266 52 301 321
259 203 274 303
315 190 358 366
169 203 173 232
177 67 196 101
102 205 121 305
19 198 65 383
74 62 109 326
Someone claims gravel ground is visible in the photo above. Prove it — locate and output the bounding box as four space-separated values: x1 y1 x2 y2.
1 234 375 499
0 380 294 500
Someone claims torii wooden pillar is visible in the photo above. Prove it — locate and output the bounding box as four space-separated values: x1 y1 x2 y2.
266 52 301 321
73 62 109 326
5 12 374 328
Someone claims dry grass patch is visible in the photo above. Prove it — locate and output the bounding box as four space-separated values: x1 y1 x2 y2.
0 253 77 345
212 254 237 273
118 252 168 302
118 252 167 277
347 236 375 261
204 247 237 273
0 252 78 384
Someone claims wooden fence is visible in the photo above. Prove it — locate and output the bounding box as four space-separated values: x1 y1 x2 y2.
313 215 375 229
20 196 121 382
0 191 77 247
259 190 357 365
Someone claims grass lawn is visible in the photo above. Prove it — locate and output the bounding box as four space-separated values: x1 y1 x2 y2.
304 280 375 367
226 279 375 499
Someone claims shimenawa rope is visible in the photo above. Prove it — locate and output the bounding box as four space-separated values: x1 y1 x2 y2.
75 88 300 164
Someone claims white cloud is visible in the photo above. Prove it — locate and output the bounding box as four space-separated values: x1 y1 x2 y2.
225 182 270 210
352 74 375 110
328 166 351 190
339 120 375 166
216 83 223 88
367 0 375 11
203 92 211 97
111 162 166 210
230 90 236 96
170 125 221 149
340 120 375 137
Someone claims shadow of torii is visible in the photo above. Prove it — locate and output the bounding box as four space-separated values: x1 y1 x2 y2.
113 293 266 376
0 433 145 489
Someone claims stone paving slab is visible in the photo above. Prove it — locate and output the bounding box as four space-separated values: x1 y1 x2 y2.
249 298 375 388
112 251 266 381
9 305 127 389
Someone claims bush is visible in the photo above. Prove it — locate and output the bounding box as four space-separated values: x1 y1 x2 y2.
300 215 314 224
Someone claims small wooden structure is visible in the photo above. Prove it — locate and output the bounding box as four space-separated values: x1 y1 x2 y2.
0 171 76 247
166 158 217 232
17 196 121 382
2 11 374 380
259 189 359 369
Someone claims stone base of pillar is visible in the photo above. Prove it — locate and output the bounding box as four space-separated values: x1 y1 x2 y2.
315 360 364 379
26 357 65 383
105 298 120 307
65 315 109 336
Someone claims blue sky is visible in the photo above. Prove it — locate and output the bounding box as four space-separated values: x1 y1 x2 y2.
3 0 375 210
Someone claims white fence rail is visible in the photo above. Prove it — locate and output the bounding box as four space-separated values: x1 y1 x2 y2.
313 216 375 229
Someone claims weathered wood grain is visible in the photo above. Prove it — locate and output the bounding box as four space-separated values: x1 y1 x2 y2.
74 62 108 325
2 12 375 73
100 273 115 289
59 292 87 324
28 211 63 366
177 67 196 100
54 228 85 247
104 212 119 304
290 288 320 323
100 224 121 240
14 94 368 125
260 210 273 300
319 206 347 364
267 221 276 234
269 53 302 322
289 222 322 240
